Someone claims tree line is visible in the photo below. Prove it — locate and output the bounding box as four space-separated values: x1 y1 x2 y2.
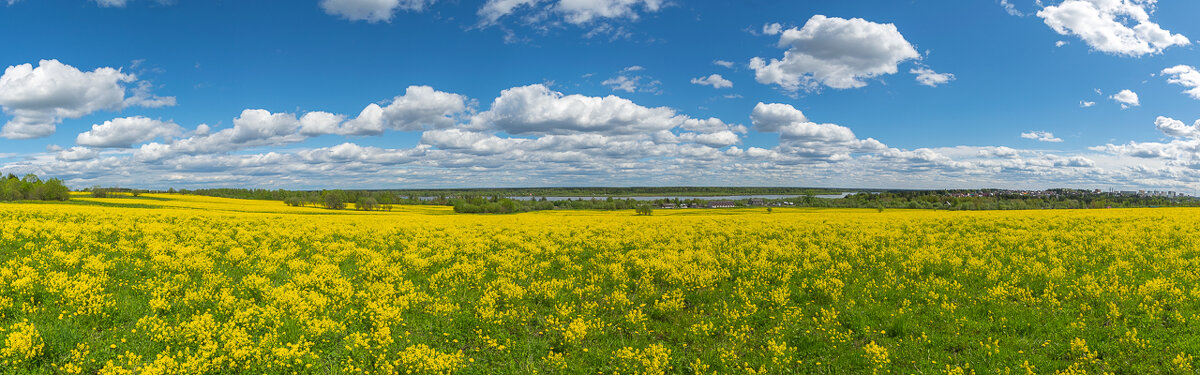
450 196 655 214
0 174 70 202
180 186 1200 213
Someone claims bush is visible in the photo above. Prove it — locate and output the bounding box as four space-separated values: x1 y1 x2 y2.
284 197 303 207
636 204 654 216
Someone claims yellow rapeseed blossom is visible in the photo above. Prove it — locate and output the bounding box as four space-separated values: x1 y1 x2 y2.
1 194 1200 373
1 321 43 366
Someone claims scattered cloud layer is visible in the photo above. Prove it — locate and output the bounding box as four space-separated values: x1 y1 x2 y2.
601 66 661 94
749 15 923 92
476 0 665 38
1 83 1194 191
1036 0 1190 57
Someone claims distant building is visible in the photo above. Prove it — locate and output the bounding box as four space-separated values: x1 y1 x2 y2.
660 203 676 209
708 201 735 208
748 198 765 206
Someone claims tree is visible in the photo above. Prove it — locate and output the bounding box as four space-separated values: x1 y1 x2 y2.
636 204 654 216
767 207 773 214
40 179 70 201
91 186 109 198
323 193 345 210
283 197 303 207
356 197 379 211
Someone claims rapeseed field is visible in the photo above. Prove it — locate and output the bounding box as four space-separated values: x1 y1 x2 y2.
0 194 1197 374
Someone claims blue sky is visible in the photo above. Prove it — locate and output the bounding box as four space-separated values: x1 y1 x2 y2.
1 0 1199 191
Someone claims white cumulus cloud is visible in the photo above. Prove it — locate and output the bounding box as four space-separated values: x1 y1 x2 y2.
1036 0 1189 57
1021 131 1064 142
322 86 469 135
56 146 99 162
472 84 679 135
690 74 733 89
76 116 183 148
0 59 175 139
750 102 887 161
1109 89 1139 108
1154 116 1200 138
1162 65 1200 100
762 22 782 35
750 15 922 91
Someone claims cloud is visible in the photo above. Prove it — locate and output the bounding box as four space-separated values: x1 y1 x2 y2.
1080 100 1096 107
316 85 469 135
601 69 661 94
1000 0 1023 16
472 84 682 135
1154 116 1200 138
762 22 782 35
1036 0 1190 57
320 0 433 23
76 116 183 148
12 82 1199 191
749 15 922 91
56 147 98 162
690 74 733 89
1093 116 1200 171
713 60 734 69
0 59 175 139
1021 130 1064 142
297 142 427 165
910 67 955 87
134 109 308 161
750 102 887 162
749 102 807 132
1162 65 1200 100
125 86 462 161
1109 89 1139 108
91 0 177 6
478 0 665 27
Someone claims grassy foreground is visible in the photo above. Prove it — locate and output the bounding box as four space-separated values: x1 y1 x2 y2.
1 194 1198 374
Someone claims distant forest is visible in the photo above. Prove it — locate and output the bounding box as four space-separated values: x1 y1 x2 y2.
158 186 1200 214
0 174 70 202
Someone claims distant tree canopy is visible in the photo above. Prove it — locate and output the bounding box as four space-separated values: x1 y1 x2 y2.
0 174 70 202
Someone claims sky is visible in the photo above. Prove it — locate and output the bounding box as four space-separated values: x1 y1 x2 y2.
1 0 1199 192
